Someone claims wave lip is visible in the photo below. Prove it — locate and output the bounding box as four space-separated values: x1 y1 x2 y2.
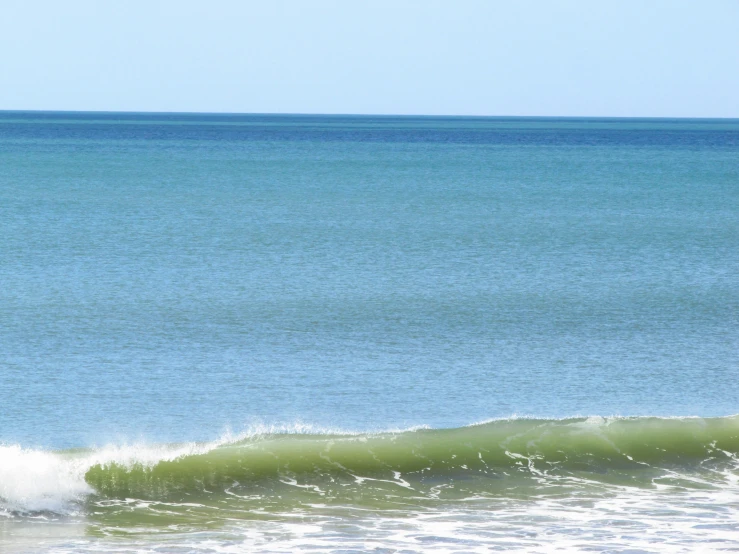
0 435 237 515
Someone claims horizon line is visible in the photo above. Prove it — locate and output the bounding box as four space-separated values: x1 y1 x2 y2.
1 109 738 121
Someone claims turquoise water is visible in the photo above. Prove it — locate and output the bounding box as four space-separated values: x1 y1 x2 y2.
1 113 738 552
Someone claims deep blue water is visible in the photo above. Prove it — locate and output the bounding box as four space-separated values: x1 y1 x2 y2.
1 113 738 449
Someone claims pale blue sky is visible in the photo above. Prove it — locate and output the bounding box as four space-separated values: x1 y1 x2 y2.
1 0 737 117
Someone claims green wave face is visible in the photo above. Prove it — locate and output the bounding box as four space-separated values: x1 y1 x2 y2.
84 416 739 513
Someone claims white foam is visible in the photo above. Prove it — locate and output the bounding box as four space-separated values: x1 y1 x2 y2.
0 433 239 515
0 444 91 514
19 483 739 554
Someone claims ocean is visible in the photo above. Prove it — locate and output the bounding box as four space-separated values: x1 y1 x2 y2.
1 112 738 552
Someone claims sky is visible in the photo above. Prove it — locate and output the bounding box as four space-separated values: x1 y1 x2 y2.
0 0 737 117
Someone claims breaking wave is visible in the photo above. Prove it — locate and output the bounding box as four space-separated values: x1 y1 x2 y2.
2 416 739 516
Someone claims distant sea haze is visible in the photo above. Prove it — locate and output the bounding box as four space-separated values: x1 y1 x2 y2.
1 112 738 552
